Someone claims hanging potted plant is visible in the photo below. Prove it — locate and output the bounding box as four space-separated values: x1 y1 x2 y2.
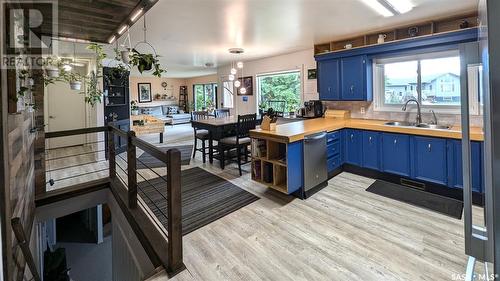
65 72 84 90
44 57 61 78
129 49 165 77
121 49 131 64
130 100 139 115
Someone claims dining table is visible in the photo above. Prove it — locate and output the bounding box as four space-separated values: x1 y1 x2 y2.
191 115 304 168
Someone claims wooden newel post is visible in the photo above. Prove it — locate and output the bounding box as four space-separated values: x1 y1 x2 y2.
166 148 183 273
128 130 138 208
11 218 41 281
108 128 116 179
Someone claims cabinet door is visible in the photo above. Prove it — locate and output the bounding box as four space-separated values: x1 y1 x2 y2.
412 136 448 185
381 133 410 177
447 140 482 193
318 59 340 100
362 131 380 170
341 56 366 100
344 129 362 166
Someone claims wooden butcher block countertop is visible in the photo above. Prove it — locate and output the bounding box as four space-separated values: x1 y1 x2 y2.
249 117 484 143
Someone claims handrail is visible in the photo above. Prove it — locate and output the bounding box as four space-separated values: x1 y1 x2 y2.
11 218 41 281
43 125 185 275
45 126 108 138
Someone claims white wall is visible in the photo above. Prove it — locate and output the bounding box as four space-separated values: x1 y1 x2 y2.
217 48 318 115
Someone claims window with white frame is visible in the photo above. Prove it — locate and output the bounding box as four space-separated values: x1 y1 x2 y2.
256 70 301 114
222 81 234 108
373 50 478 114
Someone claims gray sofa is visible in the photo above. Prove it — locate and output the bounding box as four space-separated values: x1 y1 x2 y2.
139 105 191 125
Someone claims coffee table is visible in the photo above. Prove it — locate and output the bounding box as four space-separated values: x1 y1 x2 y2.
131 115 165 143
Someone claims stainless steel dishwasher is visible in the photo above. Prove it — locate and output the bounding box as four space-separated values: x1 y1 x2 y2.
303 131 328 197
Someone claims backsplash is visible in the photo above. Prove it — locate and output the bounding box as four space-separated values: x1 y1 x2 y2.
324 101 484 128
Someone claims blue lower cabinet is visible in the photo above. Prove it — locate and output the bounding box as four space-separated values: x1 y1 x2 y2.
380 133 411 177
447 140 482 193
361 131 380 170
411 136 448 185
344 129 362 166
328 156 341 172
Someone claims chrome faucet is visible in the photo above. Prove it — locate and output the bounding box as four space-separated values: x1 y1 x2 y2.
429 109 438 125
402 98 422 124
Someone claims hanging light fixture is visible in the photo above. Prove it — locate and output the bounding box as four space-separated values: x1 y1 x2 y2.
228 48 244 91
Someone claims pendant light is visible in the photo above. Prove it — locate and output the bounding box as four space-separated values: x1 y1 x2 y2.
228 48 244 87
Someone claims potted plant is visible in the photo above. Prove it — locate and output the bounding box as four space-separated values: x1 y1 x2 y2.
155 93 161 100
66 72 84 91
44 57 62 78
130 100 139 115
121 49 131 64
129 49 165 77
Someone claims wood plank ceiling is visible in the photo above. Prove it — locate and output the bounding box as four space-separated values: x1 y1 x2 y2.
42 0 151 43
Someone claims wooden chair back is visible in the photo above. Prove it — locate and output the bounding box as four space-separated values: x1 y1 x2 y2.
191 111 209 121
215 109 230 118
237 114 257 139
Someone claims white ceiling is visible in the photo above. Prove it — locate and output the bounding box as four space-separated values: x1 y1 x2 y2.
115 0 478 78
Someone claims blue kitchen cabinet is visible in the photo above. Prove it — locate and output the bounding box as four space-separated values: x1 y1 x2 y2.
447 140 482 193
344 129 362 166
340 55 372 101
411 136 448 185
361 131 380 170
318 59 340 100
380 133 411 177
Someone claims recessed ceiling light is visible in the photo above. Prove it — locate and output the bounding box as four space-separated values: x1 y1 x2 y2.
131 8 143 22
118 25 128 35
361 0 394 17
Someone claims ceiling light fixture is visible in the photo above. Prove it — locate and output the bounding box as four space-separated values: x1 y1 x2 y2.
108 36 116 44
384 0 413 14
361 0 394 17
130 8 144 22
118 25 128 35
228 48 245 90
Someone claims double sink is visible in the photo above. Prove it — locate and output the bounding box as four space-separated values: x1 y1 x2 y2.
384 121 451 130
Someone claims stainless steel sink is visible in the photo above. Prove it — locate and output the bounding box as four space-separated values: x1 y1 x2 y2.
384 121 451 130
384 121 416 127
414 124 451 130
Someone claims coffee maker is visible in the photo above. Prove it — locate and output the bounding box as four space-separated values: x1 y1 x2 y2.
301 100 324 118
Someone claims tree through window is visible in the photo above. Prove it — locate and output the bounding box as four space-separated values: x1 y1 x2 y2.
257 71 301 114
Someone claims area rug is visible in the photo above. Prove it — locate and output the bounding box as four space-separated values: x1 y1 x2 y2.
137 167 260 235
136 145 192 169
366 180 463 219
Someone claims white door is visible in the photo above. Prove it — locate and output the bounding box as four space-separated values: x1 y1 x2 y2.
46 80 86 148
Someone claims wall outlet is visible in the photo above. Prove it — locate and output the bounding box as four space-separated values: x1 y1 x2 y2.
360 106 366 114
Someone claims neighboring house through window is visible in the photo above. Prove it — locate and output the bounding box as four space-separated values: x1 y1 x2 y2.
373 50 478 113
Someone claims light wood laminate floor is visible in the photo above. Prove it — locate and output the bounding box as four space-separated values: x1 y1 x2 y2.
47 124 488 281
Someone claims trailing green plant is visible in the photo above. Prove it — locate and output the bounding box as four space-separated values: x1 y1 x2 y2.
17 86 30 97
84 43 107 106
130 100 139 111
129 49 165 77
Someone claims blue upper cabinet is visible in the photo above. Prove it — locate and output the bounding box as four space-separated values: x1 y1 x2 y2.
380 133 411 177
341 56 371 101
447 140 482 193
318 59 340 100
411 136 448 186
344 129 362 166
361 131 380 170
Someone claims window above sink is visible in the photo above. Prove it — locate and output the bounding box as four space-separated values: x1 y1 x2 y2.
372 50 481 115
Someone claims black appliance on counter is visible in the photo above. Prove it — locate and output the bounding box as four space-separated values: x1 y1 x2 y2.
301 100 324 118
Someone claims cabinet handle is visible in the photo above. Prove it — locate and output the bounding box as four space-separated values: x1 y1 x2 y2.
428 143 432 152
350 134 354 141
369 136 372 144
328 86 331 92
350 85 354 93
394 139 397 145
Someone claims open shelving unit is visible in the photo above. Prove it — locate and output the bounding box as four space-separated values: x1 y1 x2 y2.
251 138 289 194
314 12 478 55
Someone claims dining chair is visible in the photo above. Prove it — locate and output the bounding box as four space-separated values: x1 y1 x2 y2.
191 111 210 163
218 114 256 175
215 108 230 118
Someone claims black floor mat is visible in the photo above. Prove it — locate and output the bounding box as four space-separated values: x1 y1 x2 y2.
366 180 463 219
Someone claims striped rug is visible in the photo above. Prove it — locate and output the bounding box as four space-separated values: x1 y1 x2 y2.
137 167 259 235
136 145 193 169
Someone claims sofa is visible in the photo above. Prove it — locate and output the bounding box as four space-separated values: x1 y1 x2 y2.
139 105 191 125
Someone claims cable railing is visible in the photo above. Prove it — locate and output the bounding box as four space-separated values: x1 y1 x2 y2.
42 125 184 275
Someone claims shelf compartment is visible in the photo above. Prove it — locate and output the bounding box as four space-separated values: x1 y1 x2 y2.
252 160 262 181
251 139 267 158
267 141 286 162
273 164 287 192
262 161 274 184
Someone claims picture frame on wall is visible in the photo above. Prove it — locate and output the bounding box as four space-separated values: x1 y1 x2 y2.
138 83 152 103
237 76 253 96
